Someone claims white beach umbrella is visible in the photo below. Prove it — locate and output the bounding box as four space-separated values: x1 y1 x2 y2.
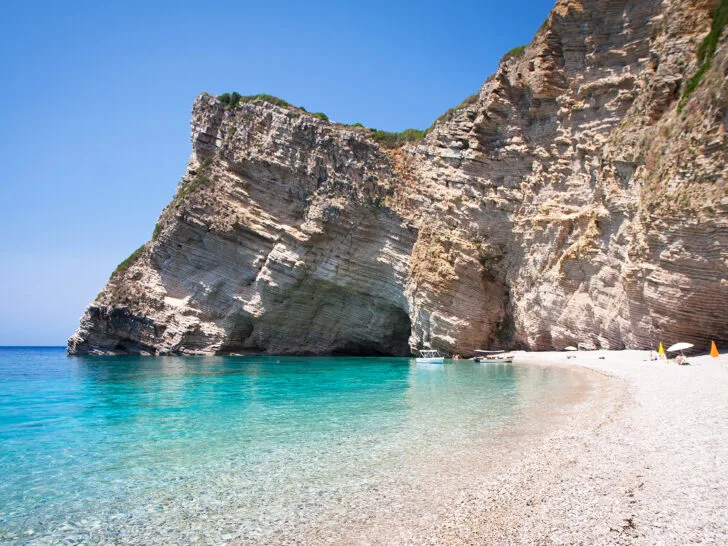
564 346 578 351
666 342 694 352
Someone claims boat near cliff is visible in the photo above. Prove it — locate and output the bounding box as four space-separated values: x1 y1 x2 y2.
416 349 445 364
473 350 514 364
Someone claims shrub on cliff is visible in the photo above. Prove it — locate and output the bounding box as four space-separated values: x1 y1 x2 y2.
368 91 478 148
244 94 290 108
371 128 426 147
428 94 479 130
218 92 242 109
111 246 144 279
217 92 291 110
501 45 527 62
176 156 213 201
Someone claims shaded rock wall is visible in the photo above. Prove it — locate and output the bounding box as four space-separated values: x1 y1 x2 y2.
390 0 727 353
69 0 727 355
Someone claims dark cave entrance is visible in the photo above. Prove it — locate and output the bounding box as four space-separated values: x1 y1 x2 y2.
331 306 412 357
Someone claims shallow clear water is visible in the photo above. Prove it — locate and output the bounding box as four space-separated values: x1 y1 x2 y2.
0 347 595 543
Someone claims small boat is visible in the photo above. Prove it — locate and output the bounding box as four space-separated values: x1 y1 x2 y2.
416 349 445 363
473 350 514 364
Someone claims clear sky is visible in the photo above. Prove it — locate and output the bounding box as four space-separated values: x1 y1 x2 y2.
0 0 555 346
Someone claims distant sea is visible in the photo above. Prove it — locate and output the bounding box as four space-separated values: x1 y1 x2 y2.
0 347 597 543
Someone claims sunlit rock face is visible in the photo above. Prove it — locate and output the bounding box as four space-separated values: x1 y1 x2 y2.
69 0 727 355
69 99 416 356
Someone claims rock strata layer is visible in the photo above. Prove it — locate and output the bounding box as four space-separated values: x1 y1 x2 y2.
69 0 728 355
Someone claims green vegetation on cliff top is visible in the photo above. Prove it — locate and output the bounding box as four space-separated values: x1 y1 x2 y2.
678 0 727 112
370 128 426 147
210 43 535 146
215 92 329 121
218 92 290 109
214 88 479 144
501 44 527 61
211 47 509 150
213 89 481 148
367 93 478 148
429 93 479 128
111 245 144 279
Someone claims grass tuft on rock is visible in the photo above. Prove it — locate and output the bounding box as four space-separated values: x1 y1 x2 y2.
177 156 214 201
428 94 479 129
678 0 727 111
697 0 728 65
369 92 478 148
112 246 144 279
501 45 527 62
371 128 426 148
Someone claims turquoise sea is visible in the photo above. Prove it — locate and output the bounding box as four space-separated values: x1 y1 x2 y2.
0 347 598 543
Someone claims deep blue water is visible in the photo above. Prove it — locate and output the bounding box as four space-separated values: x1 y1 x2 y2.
0 347 591 543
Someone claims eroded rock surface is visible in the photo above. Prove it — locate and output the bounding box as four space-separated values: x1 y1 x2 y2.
69 0 727 355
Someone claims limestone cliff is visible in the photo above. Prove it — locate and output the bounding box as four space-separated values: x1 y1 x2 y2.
69 0 728 356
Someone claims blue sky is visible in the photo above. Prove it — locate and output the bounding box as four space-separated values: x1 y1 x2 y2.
0 0 555 345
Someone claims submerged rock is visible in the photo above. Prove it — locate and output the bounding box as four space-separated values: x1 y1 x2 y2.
69 0 728 356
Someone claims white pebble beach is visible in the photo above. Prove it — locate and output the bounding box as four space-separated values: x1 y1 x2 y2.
410 349 728 545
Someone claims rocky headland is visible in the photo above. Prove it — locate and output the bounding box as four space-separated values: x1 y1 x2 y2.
69 0 727 356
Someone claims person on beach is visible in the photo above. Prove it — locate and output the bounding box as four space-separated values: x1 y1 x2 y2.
675 354 686 365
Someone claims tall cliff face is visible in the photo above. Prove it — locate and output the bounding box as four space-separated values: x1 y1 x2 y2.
69 0 728 356
70 101 416 355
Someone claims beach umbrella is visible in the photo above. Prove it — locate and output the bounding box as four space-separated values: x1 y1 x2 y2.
667 342 694 362
667 342 694 352
564 346 578 351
